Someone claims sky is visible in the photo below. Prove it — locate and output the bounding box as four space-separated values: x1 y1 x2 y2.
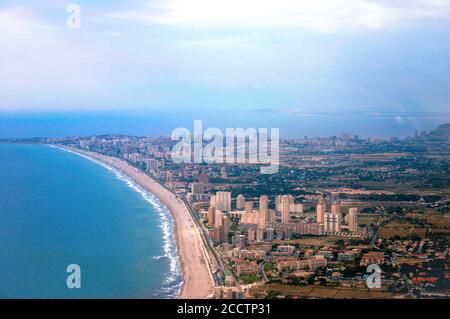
0 1 449 137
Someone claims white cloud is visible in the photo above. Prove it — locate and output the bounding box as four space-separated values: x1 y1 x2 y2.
103 0 450 30
0 7 108 110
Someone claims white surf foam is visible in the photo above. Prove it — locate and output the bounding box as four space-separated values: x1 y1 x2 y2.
54 146 183 298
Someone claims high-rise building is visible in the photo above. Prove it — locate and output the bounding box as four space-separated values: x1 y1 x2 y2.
214 209 224 227
259 195 268 213
348 207 358 232
258 212 267 230
247 228 256 242
236 194 246 210
259 195 268 228
212 215 230 244
275 195 282 212
331 202 341 215
208 206 216 226
316 198 326 223
245 201 254 214
268 209 276 224
191 182 204 194
276 194 294 212
210 195 216 208
266 228 275 241
146 159 159 171
216 191 231 211
324 213 341 233
256 229 264 241
258 196 267 230
281 195 290 223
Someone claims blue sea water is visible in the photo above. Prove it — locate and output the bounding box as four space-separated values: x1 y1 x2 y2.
0 143 182 298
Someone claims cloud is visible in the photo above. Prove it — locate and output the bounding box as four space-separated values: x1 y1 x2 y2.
103 0 450 31
0 7 108 110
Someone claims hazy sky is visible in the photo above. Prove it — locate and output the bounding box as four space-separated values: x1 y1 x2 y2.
1 0 449 117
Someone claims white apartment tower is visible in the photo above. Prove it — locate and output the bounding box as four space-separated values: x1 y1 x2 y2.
316 198 326 223
324 213 341 233
236 194 246 210
216 191 231 212
348 207 358 232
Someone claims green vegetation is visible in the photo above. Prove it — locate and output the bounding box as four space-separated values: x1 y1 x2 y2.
239 275 260 284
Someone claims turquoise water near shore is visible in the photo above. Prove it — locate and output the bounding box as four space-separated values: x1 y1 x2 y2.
0 143 181 298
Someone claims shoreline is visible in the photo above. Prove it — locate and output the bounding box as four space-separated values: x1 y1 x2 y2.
57 145 214 299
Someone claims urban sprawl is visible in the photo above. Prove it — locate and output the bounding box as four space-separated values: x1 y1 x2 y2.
10 123 449 299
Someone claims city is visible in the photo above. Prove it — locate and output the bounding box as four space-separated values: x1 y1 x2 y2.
7 122 449 299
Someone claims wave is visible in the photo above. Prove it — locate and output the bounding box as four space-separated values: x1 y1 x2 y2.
54 146 183 298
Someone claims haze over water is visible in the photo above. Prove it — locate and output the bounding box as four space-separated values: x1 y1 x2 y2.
0 110 448 139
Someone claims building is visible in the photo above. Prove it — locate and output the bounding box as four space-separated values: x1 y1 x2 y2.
245 201 254 214
216 191 231 212
188 193 209 203
361 252 385 266
316 198 326 223
348 207 358 232
276 257 327 271
256 229 264 241
240 210 258 225
146 158 159 171
211 214 231 244
295 222 324 235
247 228 256 242
191 182 204 194
236 194 246 210
324 212 341 233
257 209 266 231
268 209 276 224
208 206 216 226
259 195 268 213
235 260 258 276
276 194 294 212
258 195 268 230
290 203 303 214
331 202 341 215
281 195 290 223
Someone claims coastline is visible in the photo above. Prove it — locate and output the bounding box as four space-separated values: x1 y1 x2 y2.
57 145 214 299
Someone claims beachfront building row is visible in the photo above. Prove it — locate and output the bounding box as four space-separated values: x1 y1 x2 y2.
193 188 361 244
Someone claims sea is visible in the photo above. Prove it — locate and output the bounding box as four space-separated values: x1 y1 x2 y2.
0 143 182 298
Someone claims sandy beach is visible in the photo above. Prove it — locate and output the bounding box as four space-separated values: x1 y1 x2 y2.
61 146 214 299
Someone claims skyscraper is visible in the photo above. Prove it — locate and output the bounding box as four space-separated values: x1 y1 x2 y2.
208 206 216 226
258 195 268 230
236 194 246 210
281 195 290 223
348 207 358 232
216 191 231 211
245 201 254 214
324 213 341 233
316 198 326 223
331 202 341 215
191 182 204 194
259 195 268 213
210 195 216 208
